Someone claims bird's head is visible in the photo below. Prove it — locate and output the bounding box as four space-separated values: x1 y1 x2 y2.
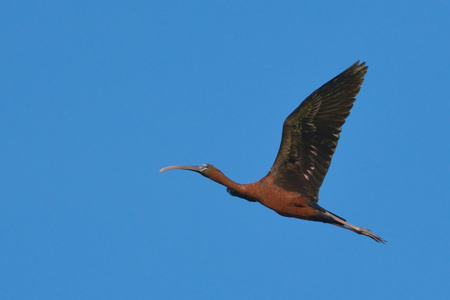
160 163 233 187
159 163 217 177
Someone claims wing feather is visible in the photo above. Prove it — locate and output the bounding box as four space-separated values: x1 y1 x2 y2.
270 61 368 201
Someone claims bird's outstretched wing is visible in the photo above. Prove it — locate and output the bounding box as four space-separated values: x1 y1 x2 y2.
270 61 368 202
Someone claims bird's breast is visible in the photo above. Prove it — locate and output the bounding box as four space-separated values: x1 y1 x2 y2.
250 177 319 221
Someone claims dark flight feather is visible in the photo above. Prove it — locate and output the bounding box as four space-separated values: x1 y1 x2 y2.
270 61 368 202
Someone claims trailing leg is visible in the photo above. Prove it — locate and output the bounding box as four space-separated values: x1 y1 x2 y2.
324 211 386 243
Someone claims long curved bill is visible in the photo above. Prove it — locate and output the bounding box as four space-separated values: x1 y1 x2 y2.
159 165 202 173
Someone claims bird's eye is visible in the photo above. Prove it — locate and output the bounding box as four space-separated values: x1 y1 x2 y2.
199 164 209 172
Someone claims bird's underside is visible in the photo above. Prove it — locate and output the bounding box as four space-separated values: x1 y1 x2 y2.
229 173 386 243
160 61 386 243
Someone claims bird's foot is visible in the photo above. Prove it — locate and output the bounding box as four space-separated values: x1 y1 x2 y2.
356 227 386 243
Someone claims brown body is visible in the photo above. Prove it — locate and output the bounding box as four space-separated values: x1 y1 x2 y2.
160 62 385 243
221 173 321 221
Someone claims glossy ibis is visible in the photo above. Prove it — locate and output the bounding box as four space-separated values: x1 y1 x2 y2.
160 61 385 243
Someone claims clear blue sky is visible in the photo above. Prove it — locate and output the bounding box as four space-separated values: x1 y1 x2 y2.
2 1 449 299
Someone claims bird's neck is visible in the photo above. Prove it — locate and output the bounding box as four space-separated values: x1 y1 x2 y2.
207 169 245 192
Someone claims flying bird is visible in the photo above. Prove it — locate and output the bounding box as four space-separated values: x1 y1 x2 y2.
160 61 385 243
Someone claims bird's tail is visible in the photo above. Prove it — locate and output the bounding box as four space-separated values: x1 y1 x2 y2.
324 211 386 243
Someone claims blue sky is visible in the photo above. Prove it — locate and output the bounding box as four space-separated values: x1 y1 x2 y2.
2 1 449 299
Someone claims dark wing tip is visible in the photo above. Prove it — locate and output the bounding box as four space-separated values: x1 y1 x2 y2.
344 60 368 79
